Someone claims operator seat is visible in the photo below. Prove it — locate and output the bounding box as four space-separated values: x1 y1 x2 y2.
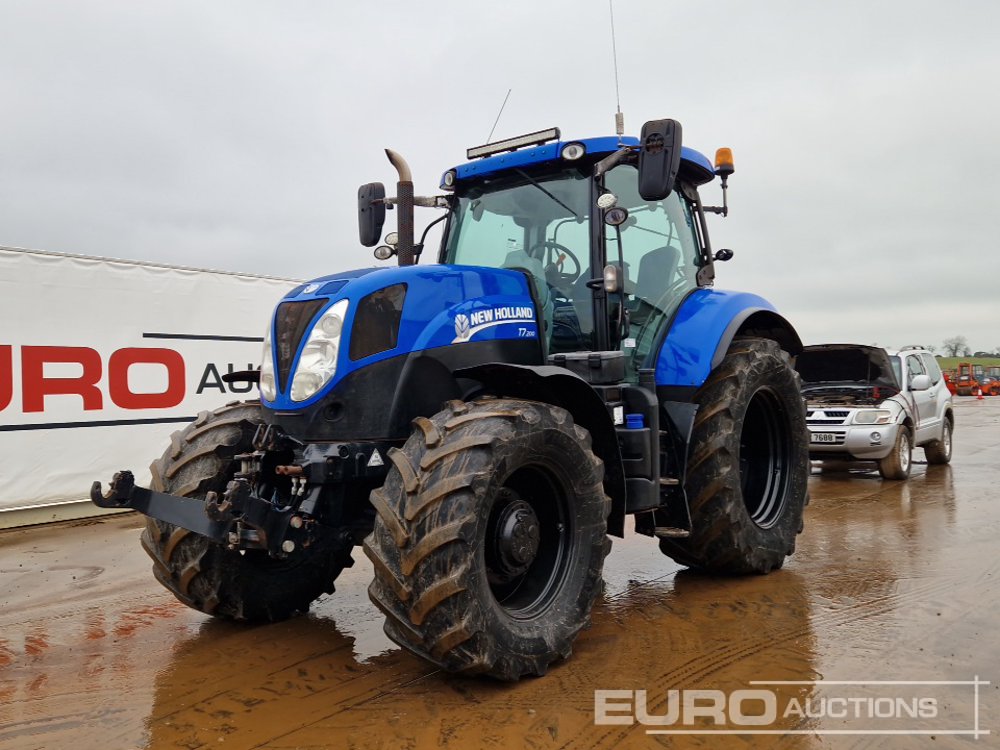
630 246 680 326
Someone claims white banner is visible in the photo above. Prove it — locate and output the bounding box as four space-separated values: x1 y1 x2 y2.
0 246 299 515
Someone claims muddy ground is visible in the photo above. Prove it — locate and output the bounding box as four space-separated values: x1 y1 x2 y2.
1 398 997 749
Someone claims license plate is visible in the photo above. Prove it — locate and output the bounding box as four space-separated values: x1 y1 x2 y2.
811 432 838 444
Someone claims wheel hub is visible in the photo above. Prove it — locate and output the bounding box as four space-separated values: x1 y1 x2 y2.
489 491 541 582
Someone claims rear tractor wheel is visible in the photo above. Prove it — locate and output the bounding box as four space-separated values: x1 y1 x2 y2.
140 401 355 621
364 398 611 680
658 337 810 574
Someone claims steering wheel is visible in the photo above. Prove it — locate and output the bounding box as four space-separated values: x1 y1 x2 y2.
528 240 583 289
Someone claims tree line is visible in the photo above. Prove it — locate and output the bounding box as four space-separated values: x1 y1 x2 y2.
940 335 1000 358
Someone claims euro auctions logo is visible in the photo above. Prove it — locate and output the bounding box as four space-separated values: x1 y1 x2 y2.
0 343 257 418
595 678 990 738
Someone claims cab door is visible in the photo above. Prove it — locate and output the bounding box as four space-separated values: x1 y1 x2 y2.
603 166 702 382
905 354 937 443
919 352 948 435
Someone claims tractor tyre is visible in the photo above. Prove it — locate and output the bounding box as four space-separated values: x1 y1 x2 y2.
140 401 354 621
364 398 611 681
658 337 809 574
878 425 913 480
923 417 953 465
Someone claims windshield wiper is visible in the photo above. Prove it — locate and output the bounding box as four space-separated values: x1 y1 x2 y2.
514 168 579 220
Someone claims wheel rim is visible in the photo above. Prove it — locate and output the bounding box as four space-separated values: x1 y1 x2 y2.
484 465 572 619
738 388 791 528
899 431 911 473
943 422 952 458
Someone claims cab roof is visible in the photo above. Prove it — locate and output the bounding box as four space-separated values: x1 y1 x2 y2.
444 135 716 188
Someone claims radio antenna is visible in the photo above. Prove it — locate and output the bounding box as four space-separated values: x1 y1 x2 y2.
486 88 512 143
609 0 624 139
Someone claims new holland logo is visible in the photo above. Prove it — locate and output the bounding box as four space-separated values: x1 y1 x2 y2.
454 313 471 341
452 306 535 343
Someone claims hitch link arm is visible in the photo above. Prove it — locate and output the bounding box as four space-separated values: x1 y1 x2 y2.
91 470 230 543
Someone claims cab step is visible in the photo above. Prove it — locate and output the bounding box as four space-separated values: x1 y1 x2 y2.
654 526 690 538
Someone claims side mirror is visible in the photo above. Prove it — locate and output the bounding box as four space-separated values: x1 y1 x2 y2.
910 374 932 391
637 119 682 201
358 182 386 247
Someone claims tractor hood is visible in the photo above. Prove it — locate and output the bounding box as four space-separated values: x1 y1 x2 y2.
263 263 541 411
796 344 900 390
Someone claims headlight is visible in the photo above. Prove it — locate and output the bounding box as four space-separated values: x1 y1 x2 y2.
290 299 349 402
561 142 586 160
259 322 276 401
854 409 892 425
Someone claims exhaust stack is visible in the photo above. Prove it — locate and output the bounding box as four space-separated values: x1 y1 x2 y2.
385 149 415 266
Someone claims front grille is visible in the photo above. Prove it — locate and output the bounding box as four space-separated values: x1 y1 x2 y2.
807 408 850 425
274 299 326 392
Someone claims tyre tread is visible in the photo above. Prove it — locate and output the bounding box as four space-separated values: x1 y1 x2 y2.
365 398 611 680
659 337 809 574
138 401 354 621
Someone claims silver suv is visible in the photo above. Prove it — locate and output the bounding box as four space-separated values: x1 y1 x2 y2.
795 345 954 479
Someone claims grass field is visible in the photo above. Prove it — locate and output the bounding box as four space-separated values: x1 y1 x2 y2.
936 356 1000 370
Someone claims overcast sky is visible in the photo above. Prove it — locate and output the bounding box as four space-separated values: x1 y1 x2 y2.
2 1 998 352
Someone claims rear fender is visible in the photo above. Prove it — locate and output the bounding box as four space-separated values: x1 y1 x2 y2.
655 289 803 390
455 363 627 537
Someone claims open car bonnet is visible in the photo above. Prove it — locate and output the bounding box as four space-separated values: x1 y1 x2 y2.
796 344 900 391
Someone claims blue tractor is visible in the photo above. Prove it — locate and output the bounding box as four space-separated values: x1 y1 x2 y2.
93 120 809 680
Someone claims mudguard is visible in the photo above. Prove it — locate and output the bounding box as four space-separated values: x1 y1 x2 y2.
655 289 802 389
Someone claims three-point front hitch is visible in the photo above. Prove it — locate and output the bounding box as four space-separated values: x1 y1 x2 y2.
91 423 390 557
92 452 307 558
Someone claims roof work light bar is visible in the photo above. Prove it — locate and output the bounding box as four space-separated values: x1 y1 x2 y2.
466 128 561 160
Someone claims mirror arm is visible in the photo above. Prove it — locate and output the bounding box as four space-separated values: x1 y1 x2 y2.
379 195 451 209
594 146 636 178
413 213 450 264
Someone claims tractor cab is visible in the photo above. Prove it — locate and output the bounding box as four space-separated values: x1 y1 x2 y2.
366 123 732 383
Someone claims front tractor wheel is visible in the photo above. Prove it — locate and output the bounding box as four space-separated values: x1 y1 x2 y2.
659 337 809 574
364 399 611 681
140 401 354 621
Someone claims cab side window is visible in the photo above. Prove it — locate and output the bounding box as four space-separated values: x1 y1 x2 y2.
920 353 942 384
906 355 926 383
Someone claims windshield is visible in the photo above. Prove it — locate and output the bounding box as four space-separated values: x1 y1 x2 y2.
890 355 901 384
441 163 704 365
443 167 594 351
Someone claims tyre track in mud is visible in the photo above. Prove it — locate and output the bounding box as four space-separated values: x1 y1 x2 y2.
555 564 993 750
5 504 993 750
2 401 997 749
231 529 997 750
